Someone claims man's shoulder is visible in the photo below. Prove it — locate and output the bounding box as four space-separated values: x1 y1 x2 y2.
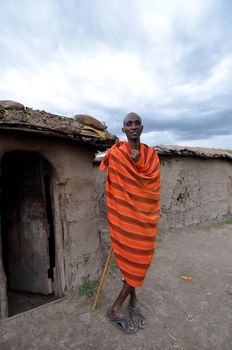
109 141 127 154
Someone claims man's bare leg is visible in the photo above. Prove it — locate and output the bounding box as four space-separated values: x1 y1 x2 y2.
111 282 133 318
128 287 147 328
109 281 146 329
108 282 138 333
129 287 138 308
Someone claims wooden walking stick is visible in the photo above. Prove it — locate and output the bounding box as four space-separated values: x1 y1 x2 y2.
92 246 113 311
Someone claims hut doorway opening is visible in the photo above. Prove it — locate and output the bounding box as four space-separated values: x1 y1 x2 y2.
1 151 57 316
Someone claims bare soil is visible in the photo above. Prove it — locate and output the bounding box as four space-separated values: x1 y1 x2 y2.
0 221 232 350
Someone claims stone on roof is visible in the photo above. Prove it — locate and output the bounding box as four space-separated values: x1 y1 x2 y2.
74 114 107 131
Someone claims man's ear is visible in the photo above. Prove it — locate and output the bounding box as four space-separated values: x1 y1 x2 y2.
122 127 125 133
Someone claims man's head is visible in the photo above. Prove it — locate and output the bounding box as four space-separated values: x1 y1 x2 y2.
122 112 143 142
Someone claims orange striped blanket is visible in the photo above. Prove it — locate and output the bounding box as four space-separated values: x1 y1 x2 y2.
100 141 161 287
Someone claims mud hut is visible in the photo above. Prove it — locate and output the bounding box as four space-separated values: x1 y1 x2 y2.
95 144 232 234
0 100 117 318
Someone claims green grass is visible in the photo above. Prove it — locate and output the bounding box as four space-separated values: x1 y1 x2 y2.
110 255 118 270
78 277 99 298
156 235 163 243
203 218 232 230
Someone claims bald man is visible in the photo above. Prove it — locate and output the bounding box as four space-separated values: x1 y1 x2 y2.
100 113 161 334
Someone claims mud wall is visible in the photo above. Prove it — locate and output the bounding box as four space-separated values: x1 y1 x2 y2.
95 155 232 230
0 132 101 318
160 155 232 227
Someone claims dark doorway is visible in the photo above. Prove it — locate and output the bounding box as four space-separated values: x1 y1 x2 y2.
1 151 57 316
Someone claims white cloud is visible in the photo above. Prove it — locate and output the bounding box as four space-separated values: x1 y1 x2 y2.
141 130 178 146
0 47 156 115
0 0 232 148
178 134 232 150
173 55 232 103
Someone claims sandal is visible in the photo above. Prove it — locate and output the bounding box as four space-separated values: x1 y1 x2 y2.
128 305 147 329
106 309 138 334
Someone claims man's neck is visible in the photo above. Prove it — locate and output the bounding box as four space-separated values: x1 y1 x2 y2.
127 139 140 150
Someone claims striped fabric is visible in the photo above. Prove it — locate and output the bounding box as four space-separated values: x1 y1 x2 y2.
100 141 161 287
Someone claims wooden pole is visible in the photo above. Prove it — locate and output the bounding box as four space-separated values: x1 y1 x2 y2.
92 246 113 311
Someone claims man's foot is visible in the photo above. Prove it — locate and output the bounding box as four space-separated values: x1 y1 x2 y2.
106 308 138 334
128 305 147 329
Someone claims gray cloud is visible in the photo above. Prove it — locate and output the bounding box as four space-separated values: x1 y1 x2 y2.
1 0 232 148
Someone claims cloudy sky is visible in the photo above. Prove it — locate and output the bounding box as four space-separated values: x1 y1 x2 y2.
0 0 232 148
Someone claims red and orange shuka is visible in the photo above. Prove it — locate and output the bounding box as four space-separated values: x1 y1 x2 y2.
100 141 161 287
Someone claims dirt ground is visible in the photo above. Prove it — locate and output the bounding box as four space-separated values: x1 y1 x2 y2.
0 220 232 350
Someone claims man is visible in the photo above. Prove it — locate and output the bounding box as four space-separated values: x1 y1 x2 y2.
100 113 160 334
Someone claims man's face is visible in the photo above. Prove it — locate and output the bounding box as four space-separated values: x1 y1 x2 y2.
122 114 143 141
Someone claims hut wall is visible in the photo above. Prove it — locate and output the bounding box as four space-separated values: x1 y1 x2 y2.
159 155 232 227
0 132 101 318
95 155 232 229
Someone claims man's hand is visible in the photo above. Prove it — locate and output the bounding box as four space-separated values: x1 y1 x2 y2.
131 149 140 161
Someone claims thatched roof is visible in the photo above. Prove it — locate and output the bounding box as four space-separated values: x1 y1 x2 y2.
94 144 232 162
0 101 117 150
155 145 232 160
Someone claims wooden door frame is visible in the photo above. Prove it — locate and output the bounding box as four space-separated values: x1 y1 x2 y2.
0 150 65 318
